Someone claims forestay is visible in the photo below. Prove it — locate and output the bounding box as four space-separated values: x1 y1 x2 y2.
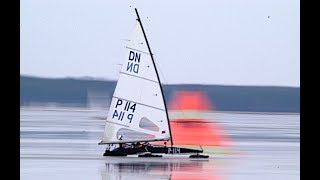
100 21 170 144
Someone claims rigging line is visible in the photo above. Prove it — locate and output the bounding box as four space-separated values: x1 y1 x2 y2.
154 57 188 125
135 8 173 146
134 10 188 145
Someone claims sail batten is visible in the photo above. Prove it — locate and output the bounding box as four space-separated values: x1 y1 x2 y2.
104 121 168 136
100 138 170 145
112 96 166 111
105 120 130 128
120 72 159 84
125 46 150 55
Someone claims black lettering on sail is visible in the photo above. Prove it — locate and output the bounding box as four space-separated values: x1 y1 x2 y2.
127 62 139 73
115 99 123 108
130 103 136 113
128 51 141 63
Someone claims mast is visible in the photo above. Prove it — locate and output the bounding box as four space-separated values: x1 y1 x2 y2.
134 8 173 146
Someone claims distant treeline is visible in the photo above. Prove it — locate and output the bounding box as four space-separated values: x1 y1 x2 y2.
20 76 300 113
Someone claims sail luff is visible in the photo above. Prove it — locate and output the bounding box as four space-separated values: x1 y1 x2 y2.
134 8 173 146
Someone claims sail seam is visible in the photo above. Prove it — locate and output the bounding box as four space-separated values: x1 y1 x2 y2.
100 138 170 144
105 121 163 136
105 121 130 128
125 46 150 55
120 72 159 83
113 96 166 111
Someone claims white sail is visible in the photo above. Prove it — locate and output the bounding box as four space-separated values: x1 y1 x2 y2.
100 20 170 144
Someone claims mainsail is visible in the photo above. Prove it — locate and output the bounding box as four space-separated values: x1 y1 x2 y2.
100 10 171 144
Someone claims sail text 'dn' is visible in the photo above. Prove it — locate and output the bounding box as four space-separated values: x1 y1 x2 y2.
127 51 141 73
112 99 136 123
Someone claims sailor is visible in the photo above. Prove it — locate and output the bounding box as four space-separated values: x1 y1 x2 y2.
133 142 143 148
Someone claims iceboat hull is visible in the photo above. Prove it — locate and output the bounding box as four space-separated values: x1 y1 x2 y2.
103 143 202 156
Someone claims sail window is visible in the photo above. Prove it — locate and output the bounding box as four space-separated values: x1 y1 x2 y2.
117 128 155 141
139 117 160 132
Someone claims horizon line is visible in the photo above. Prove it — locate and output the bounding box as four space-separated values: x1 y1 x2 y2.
20 74 300 88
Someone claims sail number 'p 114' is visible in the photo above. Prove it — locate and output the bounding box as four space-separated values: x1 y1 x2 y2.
112 99 136 123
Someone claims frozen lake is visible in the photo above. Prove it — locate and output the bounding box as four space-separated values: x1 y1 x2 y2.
20 108 300 180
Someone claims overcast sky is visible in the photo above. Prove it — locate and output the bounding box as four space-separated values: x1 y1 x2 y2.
20 0 299 87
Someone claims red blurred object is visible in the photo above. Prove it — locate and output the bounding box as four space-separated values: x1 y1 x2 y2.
167 90 232 146
169 118 232 146
169 91 214 110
